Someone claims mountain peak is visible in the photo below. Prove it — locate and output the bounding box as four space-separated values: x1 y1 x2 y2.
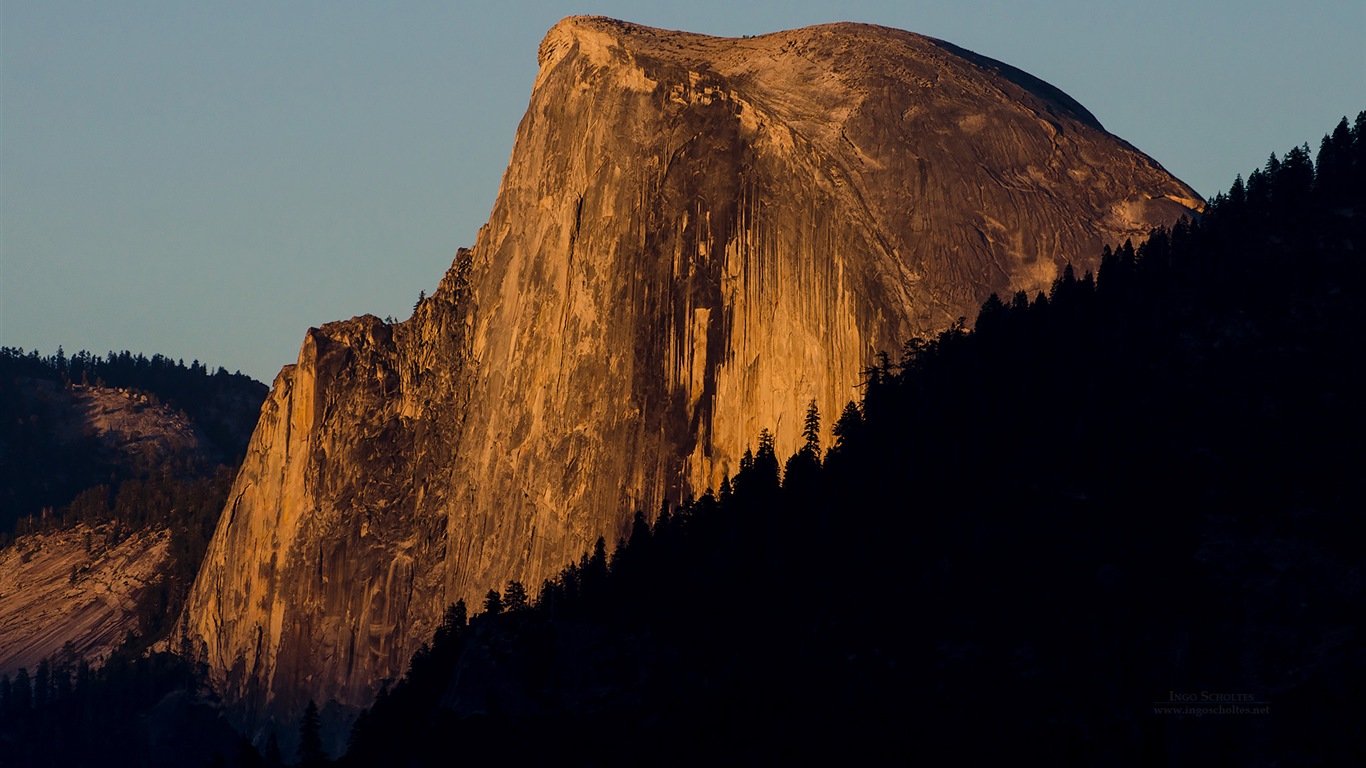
181 17 1199 729
538 16 1111 132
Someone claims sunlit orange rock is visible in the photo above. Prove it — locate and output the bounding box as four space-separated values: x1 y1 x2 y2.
177 16 1199 731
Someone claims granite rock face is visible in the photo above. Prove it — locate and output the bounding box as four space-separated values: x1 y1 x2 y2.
0 524 170 676
177 17 1200 727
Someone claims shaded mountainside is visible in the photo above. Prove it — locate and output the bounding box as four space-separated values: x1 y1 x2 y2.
0 350 263 684
177 15 1199 730
0 348 267 536
334 114 1364 767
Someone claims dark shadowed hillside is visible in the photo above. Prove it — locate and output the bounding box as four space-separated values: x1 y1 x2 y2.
0 351 265 684
0 348 266 537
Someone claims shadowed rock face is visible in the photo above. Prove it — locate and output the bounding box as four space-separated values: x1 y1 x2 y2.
177 16 1200 728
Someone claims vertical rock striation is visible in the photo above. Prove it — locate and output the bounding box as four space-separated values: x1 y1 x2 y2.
178 16 1200 729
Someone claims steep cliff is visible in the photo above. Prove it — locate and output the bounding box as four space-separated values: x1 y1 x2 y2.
178 16 1200 728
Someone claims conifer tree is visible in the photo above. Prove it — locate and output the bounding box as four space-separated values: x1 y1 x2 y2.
504 581 529 612
436 600 467 644
11 668 31 713
753 429 781 492
298 700 324 767
801 400 821 460
483 589 504 615
831 401 862 453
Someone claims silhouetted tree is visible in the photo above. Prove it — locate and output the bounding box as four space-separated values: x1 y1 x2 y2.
831 401 863 453
11 668 31 713
753 429 780 490
483 589 504 616
975 292 1008 334
783 401 824 498
504 581 529 612
298 700 324 767
801 400 821 459
436 600 467 644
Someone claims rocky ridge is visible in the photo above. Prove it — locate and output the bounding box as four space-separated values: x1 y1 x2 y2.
177 16 1200 727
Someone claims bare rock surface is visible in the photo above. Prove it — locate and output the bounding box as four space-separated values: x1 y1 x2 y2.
70 385 210 470
0 524 169 675
178 16 1200 726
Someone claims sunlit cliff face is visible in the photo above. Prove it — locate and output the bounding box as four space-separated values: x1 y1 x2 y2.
177 15 1200 728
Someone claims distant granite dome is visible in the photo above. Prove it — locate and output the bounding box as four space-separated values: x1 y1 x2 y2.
177 15 1200 733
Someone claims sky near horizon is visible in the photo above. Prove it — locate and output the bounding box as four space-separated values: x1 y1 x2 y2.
3 1 1363 383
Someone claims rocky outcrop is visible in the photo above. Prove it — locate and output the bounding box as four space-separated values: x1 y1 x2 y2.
178 16 1200 729
0 524 170 675
71 385 211 471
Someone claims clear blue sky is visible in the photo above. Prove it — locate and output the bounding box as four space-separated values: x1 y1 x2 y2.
3 1 1362 383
